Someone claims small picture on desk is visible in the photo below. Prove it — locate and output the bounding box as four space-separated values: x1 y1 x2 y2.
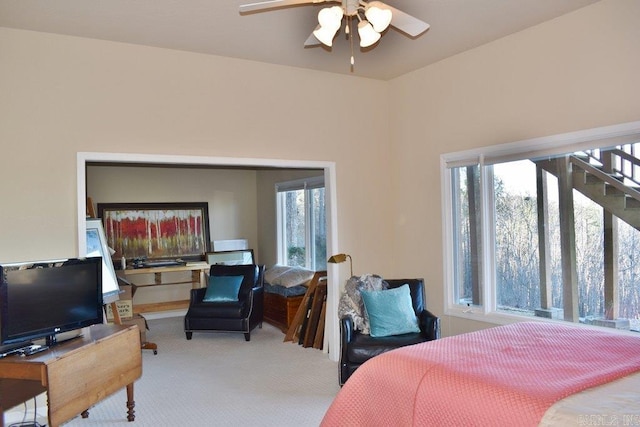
97 202 211 261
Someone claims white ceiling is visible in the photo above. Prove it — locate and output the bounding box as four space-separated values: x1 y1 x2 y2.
0 0 600 80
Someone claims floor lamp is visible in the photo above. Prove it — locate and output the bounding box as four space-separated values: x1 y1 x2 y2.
327 253 353 277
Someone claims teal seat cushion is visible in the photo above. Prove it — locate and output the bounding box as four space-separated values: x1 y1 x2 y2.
203 275 244 302
361 284 421 337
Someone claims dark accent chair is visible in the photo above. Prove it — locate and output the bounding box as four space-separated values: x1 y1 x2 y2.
184 264 265 341
339 278 440 385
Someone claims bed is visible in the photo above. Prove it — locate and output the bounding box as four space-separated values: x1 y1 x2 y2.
262 266 315 332
321 322 640 426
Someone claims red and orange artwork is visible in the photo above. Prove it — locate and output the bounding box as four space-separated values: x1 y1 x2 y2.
99 203 209 260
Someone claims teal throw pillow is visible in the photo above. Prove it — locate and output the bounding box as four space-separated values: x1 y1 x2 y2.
203 275 244 302
361 284 421 337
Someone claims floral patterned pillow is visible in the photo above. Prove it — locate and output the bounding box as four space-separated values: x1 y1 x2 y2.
338 274 388 334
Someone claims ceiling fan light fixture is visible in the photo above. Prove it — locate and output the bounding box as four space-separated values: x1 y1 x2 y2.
239 0 431 69
364 2 392 33
357 20 380 48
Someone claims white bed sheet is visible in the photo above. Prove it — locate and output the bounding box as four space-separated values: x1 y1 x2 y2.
540 371 640 426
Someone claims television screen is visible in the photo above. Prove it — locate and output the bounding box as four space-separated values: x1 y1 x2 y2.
0 257 103 347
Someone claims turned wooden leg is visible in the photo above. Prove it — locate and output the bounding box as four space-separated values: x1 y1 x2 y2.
126 383 135 422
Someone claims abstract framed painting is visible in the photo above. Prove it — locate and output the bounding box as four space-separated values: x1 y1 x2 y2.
97 202 211 261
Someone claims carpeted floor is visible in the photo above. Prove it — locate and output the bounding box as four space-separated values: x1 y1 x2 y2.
5 317 340 427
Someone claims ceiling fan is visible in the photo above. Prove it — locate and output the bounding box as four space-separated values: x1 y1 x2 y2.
239 0 429 65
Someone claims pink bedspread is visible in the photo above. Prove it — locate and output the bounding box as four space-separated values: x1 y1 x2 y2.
322 322 640 426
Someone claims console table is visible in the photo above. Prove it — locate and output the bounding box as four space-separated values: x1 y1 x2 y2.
120 262 209 313
0 324 142 427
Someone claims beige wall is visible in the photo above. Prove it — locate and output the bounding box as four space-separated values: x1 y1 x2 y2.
389 0 640 336
1 0 638 342
0 26 392 278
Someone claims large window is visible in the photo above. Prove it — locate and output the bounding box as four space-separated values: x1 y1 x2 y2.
443 123 640 332
276 176 326 270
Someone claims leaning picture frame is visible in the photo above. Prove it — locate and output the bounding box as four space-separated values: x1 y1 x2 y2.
97 202 211 262
85 218 121 304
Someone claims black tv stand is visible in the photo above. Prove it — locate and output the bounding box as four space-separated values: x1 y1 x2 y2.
46 333 82 347
46 333 57 347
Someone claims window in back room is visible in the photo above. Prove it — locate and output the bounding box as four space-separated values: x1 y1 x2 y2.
276 176 326 271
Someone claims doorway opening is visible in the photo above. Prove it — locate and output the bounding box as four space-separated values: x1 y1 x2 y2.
76 151 340 361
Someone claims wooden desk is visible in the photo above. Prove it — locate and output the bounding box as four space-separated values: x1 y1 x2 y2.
0 324 142 427
120 262 209 313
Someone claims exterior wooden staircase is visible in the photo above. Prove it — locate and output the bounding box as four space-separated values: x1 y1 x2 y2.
535 145 640 231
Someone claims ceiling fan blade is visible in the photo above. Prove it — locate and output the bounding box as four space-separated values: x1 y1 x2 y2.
304 27 322 47
385 4 430 37
239 0 327 13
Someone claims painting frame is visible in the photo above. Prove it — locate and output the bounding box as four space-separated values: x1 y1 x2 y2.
97 202 211 262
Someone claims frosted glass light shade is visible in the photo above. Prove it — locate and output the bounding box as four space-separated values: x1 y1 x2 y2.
365 3 392 33
314 25 339 46
358 21 380 47
318 6 343 29
314 6 343 47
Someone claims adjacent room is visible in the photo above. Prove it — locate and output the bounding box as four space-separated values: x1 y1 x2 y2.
84 162 327 323
1 0 639 425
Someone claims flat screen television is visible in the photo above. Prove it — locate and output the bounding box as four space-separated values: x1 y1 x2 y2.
0 257 103 349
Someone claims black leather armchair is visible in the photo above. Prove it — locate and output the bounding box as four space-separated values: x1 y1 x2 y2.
339 278 440 385
184 264 265 342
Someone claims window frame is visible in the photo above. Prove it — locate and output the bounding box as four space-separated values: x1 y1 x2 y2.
275 176 325 270
441 121 640 326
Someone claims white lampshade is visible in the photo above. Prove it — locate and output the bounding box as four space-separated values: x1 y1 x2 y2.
317 6 343 29
314 25 339 46
365 2 392 33
314 6 343 47
358 20 381 48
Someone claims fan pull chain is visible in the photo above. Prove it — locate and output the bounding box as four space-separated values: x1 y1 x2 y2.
348 16 355 67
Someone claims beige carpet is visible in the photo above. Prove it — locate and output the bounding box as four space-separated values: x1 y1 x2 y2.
6 317 340 427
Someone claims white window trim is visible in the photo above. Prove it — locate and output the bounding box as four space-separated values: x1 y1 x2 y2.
441 121 640 326
275 190 287 265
